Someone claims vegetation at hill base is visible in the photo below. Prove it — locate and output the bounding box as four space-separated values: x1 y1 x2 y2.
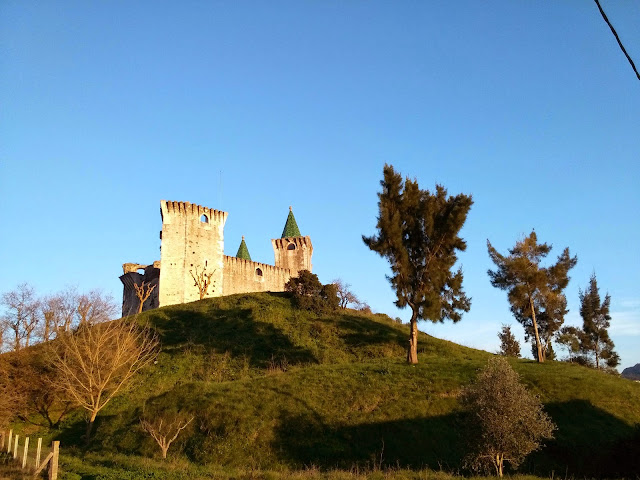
2 292 640 479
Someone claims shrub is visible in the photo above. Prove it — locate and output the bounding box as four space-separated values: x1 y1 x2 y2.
285 270 338 314
461 357 555 476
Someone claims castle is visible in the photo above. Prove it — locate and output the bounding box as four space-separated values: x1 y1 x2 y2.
119 200 313 316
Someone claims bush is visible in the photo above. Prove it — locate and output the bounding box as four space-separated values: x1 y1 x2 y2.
285 271 338 314
461 357 555 477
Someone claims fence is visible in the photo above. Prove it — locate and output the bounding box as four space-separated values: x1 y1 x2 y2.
0 429 59 479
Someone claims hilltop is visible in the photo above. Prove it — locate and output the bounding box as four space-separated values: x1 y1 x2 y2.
622 364 640 381
7 293 640 479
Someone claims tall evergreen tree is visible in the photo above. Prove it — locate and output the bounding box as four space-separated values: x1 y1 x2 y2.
556 326 581 362
521 293 567 361
579 274 619 370
498 325 521 357
363 164 473 364
487 232 577 363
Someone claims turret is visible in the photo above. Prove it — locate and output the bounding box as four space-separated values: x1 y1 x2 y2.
235 236 252 261
272 206 313 276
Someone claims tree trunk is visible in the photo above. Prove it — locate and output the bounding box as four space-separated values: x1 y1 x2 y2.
497 454 503 477
407 309 419 364
161 445 168 459
595 344 600 369
85 411 98 444
529 298 544 363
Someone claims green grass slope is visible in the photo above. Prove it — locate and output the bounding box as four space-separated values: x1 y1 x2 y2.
12 293 640 478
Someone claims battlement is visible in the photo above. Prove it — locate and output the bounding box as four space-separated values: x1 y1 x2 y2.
223 255 291 276
160 200 228 225
222 255 293 296
272 235 313 251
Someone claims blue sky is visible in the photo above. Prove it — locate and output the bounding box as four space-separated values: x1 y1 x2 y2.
1 1 638 368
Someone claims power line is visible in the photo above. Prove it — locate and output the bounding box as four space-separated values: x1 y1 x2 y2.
594 0 640 81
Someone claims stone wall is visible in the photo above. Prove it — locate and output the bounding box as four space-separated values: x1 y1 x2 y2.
159 201 227 307
120 263 160 317
222 255 292 296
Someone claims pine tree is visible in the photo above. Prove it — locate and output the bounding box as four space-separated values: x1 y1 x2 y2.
579 274 619 370
363 164 473 364
498 325 521 357
556 326 581 362
487 232 577 363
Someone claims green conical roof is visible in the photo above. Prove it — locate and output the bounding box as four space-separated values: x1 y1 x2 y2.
236 236 252 261
281 206 301 238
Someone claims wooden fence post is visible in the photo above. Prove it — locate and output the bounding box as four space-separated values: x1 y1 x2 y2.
21 436 29 468
13 434 19 459
6 430 12 453
48 441 59 480
36 437 42 468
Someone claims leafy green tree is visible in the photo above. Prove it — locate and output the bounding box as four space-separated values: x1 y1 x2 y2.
363 164 472 364
556 326 581 362
461 357 555 477
285 270 339 314
487 232 577 363
497 325 520 357
579 274 619 370
524 293 566 361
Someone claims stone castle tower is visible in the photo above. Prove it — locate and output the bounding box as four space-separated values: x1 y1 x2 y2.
119 200 313 315
158 201 227 306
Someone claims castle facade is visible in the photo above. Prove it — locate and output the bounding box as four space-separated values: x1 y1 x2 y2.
119 200 312 316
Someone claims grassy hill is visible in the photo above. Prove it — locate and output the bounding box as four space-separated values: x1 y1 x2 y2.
7 293 640 479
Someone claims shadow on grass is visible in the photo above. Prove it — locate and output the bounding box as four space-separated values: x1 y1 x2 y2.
145 302 318 369
526 399 640 478
334 314 407 351
272 410 465 471
273 399 640 478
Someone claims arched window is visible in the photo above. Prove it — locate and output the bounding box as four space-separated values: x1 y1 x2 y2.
200 214 209 223
256 268 263 276
287 243 296 250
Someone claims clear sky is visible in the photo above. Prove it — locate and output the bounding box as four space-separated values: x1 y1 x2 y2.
1 1 638 368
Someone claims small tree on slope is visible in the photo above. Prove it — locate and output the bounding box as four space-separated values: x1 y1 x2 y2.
579 273 619 370
48 319 158 442
498 325 520 357
363 164 473 364
487 231 576 363
461 357 555 477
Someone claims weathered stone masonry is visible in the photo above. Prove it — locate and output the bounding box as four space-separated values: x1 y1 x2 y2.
120 200 313 316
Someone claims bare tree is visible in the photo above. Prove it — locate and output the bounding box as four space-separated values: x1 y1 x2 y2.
140 413 194 459
0 357 19 428
76 290 118 326
40 296 65 342
332 279 360 309
190 266 216 300
48 320 159 442
57 287 79 332
8 350 74 428
133 282 156 314
1 283 40 351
